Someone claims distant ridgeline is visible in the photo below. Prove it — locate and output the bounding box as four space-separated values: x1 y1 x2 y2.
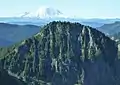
0 21 120 85
0 23 40 47
98 21 120 35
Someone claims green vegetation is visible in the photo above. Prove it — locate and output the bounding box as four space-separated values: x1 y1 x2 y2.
0 21 118 85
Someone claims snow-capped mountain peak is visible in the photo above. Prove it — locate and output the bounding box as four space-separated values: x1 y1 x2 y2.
36 6 63 18
20 6 64 18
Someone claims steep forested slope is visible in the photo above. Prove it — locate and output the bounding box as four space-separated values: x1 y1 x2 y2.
0 21 119 85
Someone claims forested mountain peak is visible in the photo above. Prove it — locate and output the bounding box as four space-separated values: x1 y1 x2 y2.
0 21 118 85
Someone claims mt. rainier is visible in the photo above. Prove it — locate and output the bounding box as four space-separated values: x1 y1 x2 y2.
20 6 65 18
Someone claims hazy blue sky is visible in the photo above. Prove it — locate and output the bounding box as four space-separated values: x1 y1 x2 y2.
0 0 120 18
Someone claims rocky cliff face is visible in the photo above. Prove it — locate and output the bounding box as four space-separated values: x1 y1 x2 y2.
0 21 118 85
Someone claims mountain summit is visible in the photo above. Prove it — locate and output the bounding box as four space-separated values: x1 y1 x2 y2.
36 6 63 18
0 21 119 85
20 6 64 18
